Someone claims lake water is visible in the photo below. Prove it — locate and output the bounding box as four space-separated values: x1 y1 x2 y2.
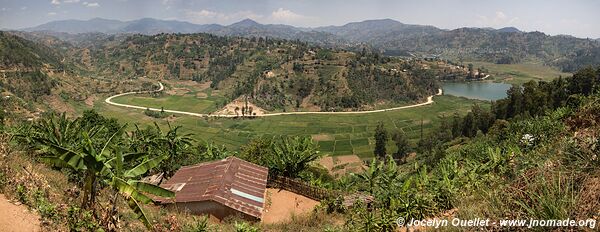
442 82 512 101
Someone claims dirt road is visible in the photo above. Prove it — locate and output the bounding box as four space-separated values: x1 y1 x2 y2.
0 194 41 232
105 82 443 118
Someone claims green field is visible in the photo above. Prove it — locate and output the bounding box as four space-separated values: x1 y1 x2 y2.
470 62 571 84
111 90 225 114
89 94 486 158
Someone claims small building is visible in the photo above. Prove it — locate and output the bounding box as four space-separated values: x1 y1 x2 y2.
158 157 269 221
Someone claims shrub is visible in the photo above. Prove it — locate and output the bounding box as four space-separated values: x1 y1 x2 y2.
67 205 102 232
33 189 57 220
182 216 209 232
234 221 260 232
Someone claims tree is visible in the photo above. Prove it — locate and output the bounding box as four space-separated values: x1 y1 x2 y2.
392 130 409 163
374 122 388 159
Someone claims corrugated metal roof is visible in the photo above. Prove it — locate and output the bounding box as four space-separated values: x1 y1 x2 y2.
159 156 269 219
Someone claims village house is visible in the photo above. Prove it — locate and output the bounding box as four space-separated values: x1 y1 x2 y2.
157 157 269 221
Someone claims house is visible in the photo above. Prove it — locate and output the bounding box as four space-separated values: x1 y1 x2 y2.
158 157 269 221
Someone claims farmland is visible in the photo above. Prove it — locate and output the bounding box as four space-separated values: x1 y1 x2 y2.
470 61 571 84
91 93 486 158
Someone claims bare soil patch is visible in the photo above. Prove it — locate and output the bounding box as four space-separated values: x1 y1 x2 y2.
311 134 334 141
0 194 41 232
163 80 211 91
44 95 75 115
214 98 267 116
318 156 335 171
261 188 319 224
84 95 97 106
319 155 366 177
195 92 208 98
165 88 190 96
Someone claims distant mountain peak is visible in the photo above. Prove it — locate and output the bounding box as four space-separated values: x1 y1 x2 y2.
230 18 261 27
497 27 521 33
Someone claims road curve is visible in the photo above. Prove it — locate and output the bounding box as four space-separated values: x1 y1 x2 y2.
105 82 443 118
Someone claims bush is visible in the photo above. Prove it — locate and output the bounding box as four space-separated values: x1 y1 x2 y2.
33 189 57 220
67 206 102 232
144 107 169 118
182 216 209 232
234 221 260 232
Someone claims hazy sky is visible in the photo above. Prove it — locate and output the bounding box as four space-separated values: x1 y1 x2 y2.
1 0 599 38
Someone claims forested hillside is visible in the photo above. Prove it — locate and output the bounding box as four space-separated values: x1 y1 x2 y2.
77 33 439 111
0 32 61 101
26 18 600 72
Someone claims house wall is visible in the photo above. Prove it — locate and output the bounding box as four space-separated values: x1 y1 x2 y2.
171 201 259 222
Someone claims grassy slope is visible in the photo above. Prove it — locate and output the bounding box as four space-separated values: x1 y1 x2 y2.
90 95 486 158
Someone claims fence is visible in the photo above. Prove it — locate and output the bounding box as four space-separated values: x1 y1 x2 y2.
267 174 337 201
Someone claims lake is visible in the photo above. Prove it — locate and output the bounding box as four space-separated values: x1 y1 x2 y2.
442 82 512 101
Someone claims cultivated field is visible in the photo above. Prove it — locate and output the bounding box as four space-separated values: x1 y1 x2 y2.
88 94 485 158
470 61 571 84
111 84 226 114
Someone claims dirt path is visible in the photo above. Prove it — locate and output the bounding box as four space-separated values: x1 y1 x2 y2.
0 194 41 232
105 82 443 118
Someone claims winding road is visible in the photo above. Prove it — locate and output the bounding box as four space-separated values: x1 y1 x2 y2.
105 82 443 118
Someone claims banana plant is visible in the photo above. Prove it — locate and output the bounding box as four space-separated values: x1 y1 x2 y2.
267 136 320 178
32 125 174 229
103 146 174 229
355 158 382 195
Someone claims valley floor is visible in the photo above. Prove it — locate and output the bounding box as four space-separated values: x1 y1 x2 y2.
105 82 443 117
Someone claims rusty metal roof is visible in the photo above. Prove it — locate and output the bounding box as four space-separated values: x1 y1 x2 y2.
159 156 269 219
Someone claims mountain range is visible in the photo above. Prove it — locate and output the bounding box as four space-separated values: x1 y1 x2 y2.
20 18 600 72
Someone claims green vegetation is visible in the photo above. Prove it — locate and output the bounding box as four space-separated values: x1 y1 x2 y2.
0 31 64 69
16 112 175 229
86 33 438 111
239 136 320 178
1 65 598 231
95 95 484 157
144 107 169 118
114 91 225 114
373 122 387 158
1 23 599 231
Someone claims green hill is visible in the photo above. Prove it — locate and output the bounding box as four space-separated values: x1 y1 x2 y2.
80 33 439 111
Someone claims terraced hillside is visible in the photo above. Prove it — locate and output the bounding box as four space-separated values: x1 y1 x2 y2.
76 33 440 111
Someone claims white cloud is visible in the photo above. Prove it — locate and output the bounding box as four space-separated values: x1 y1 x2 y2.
267 8 318 26
184 8 318 26
51 0 80 5
82 2 99 7
270 8 305 23
48 12 57 16
21 6 27 10
184 9 263 24
476 11 520 28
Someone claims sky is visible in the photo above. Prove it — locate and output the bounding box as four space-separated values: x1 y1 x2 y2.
1 0 599 38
